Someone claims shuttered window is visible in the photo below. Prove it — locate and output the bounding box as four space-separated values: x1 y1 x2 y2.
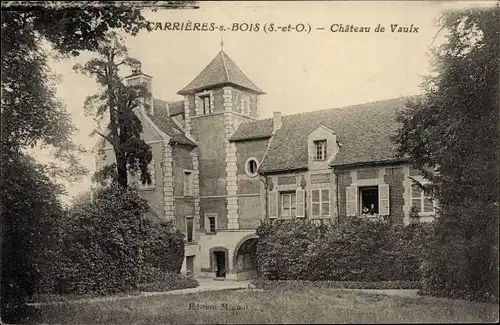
346 186 358 216
296 188 305 218
311 188 330 217
378 184 390 215
269 191 279 219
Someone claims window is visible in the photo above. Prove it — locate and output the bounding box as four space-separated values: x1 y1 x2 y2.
205 213 217 233
311 188 330 217
139 159 155 189
183 170 193 196
186 216 194 243
314 140 327 160
359 186 379 214
128 159 155 189
281 192 296 218
346 184 390 217
245 157 259 177
411 184 435 214
200 94 212 115
241 95 250 115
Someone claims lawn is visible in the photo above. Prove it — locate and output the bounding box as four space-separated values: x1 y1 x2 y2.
26 287 499 324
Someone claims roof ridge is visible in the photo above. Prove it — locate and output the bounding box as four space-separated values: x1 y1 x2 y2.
276 95 416 120
220 51 231 83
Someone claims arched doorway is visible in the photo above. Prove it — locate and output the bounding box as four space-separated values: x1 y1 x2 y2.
233 234 259 280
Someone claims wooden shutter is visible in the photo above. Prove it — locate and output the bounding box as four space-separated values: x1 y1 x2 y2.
321 189 330 216
269 191 278 219
296 188 305 218
311 189 320 217
346 186 358 216
379 184 390 216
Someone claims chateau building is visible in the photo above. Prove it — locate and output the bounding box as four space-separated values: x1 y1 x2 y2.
94 49 436 280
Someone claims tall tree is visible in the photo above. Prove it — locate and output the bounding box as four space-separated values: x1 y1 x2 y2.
74 32 153 188
395 6 499 301
1 5 148 322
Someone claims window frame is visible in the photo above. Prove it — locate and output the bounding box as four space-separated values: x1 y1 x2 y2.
359 186 379 215
197 92 212 115
138 158 156 190
280 191 297 218
410 182 436 216
185 216 195 243
205 213 217 234
313 140 328 160
245 157 259 178
311 188 330 217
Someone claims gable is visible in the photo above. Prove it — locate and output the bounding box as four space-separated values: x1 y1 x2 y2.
307 125 339 171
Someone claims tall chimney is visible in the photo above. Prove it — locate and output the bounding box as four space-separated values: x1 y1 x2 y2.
273 112 282 132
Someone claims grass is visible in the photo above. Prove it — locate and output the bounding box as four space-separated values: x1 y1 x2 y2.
25 287 499 324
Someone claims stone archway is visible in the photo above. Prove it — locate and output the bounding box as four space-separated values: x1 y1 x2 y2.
232 234 259 280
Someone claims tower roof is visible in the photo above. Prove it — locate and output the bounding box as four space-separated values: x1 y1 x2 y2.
177 50 265 95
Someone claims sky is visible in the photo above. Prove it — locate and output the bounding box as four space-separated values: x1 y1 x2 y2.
39 0 494 202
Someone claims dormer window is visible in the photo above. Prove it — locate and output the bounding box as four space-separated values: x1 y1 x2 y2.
314 140 327 160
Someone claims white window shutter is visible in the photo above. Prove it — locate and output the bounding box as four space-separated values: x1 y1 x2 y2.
311 189 320 217
379 184 390 216
269 191 278 219
296 188 305 218
346 186 358 216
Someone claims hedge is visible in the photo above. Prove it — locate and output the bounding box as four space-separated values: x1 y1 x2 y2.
255 218 434 282
138 267 199 292
251 279 422 290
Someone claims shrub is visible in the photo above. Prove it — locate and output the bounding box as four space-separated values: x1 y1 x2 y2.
143 221 185 273
420 205 499 303
49 184 188 296
255 217 434 283
137 267 199 292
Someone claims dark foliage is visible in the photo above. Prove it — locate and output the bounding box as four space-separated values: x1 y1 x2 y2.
0 154 67 322
51 184 187 296
394 7 499 302
255 219 434 283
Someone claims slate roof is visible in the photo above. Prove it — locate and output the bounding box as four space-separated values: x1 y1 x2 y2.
254 97 413 173
177 50 265 95
229 118 274 141
147 99 196 147
168 100 184 117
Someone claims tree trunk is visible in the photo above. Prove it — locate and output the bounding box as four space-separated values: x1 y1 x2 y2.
116 152 128 188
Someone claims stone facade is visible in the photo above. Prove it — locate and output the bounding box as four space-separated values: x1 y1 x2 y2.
163 142 175 221
95 51 436 283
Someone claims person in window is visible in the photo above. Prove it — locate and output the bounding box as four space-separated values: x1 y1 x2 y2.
369 204 376 215
362 206 370 215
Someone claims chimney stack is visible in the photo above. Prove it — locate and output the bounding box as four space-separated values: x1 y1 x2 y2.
273 112 282 132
